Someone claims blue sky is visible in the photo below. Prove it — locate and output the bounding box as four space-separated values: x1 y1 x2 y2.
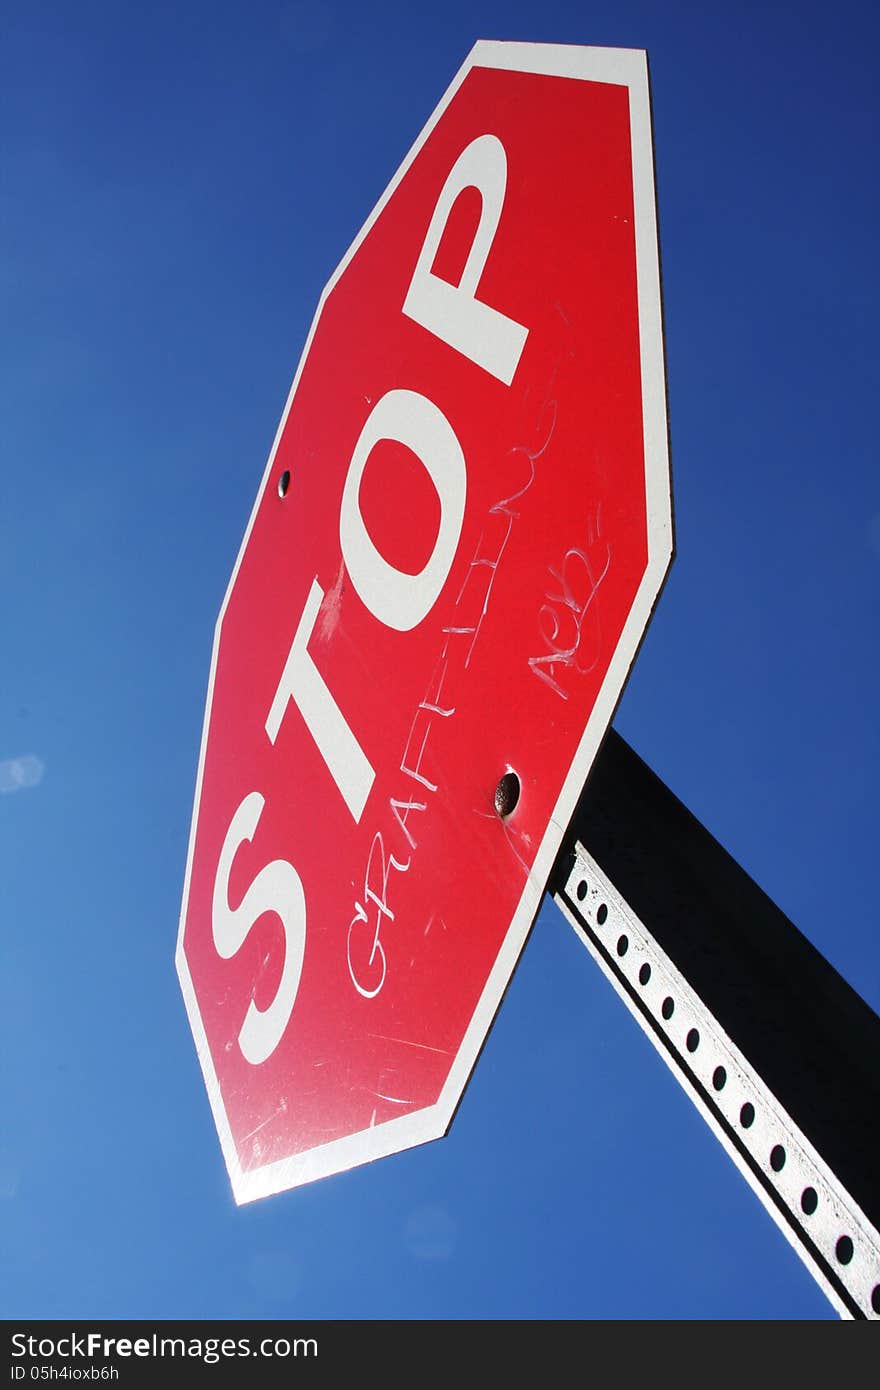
2 0 878 1320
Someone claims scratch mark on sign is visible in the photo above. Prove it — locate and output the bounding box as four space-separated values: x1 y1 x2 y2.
473 805 530 876
372 1090 414 1107
366 1032 452 1056
453 399 557 670
318 559 346 642
241 1103 287 1144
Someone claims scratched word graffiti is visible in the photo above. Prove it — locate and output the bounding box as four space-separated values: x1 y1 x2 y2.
345 398 559 1002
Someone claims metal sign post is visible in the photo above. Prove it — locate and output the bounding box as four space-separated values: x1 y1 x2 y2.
552 729 880 1319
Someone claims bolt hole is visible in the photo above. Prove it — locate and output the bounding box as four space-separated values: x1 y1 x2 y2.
596 903 608 926
770 1145 786 1173
871 1284 880 1315
616 935 628 958
575 879 588 902
801 1187 818 1216
494 771 520 818
638 963 651 986
277 469 291 498
712 1066 726 1091
686 1028 700 1053
835 1236 854 1265
661 997 674 1021
740 1103 755 1129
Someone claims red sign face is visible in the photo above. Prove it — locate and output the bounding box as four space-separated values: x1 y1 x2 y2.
177 41 671 1202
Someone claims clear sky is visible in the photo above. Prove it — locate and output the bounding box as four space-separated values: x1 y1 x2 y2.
2 0 878 1321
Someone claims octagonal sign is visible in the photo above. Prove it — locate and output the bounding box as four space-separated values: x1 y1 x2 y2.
177 41 672 1202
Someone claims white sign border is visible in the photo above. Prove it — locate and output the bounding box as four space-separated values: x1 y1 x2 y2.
176 39 673 1204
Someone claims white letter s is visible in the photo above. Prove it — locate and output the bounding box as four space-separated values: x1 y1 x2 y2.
212 792 306 1065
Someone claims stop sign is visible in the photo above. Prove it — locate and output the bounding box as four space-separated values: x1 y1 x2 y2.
177 40 671 1202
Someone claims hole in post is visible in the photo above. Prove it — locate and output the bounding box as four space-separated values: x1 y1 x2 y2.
835 1236 854 1265
494 771 520 818
277 469 291 498
801 1187 818 1216
596 903 608 926
712 1066 727 1091
638 963 651 986
770 1145 786 1173
661 997 674 1021
686 1029 700 1054
740 1103 755 1129
575 880 588 902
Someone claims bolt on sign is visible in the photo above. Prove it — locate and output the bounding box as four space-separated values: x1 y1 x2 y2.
176 41 672 1202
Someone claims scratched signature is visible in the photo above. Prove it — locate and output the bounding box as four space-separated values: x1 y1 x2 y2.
528 508 611 701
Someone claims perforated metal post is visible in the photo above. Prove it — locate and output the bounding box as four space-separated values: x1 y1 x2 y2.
550 729 880 1319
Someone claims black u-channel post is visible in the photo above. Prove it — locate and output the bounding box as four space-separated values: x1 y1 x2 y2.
549 728 880 1319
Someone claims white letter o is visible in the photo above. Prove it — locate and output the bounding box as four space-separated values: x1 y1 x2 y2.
339 389 466 632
